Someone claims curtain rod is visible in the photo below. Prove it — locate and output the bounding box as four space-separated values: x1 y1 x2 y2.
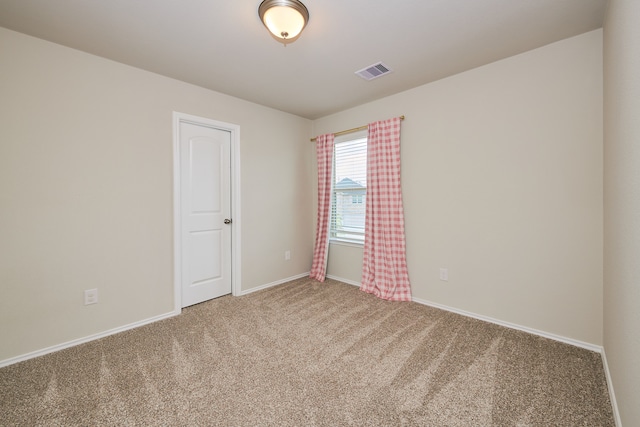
310 116 405 142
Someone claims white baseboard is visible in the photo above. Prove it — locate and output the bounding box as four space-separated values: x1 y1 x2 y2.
0 310 179 368
329 274 620 421
412 296 602 353
0 273 314 368
3 274 620 427
238 272 311 296
600 348 623 427
326 274 360 287
325 274 602 353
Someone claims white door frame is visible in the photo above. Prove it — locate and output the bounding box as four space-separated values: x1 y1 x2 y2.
173 112 241 314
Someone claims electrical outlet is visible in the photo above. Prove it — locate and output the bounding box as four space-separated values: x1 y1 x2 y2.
84 288 98 305
285 250 291 260
439 268 449 282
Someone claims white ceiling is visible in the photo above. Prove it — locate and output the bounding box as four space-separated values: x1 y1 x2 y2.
0 0 608 119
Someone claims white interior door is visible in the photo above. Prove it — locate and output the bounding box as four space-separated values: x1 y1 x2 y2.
179 121 232 307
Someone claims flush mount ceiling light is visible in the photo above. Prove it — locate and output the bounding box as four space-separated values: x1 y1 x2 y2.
259 0 309 46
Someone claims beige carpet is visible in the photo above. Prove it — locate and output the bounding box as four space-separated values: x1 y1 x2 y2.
0 277 614 426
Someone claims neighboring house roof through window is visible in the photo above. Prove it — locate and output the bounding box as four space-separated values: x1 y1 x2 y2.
335 177 364 189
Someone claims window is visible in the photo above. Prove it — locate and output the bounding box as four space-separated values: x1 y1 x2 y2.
330 132 367 244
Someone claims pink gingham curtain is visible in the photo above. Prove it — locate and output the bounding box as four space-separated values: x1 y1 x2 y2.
360 117 412 301
310 133 335 282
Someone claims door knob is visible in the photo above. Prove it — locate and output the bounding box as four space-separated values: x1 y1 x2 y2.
224 219 232 224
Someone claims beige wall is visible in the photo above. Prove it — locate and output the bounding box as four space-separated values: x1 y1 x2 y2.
604 0 640 424
0 21 611 378
0 28 314 362
314 30 603 346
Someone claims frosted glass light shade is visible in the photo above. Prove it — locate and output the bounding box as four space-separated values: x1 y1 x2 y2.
259 0 309 44
264 6 304 39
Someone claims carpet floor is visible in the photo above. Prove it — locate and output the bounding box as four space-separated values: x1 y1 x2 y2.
0 277 614 426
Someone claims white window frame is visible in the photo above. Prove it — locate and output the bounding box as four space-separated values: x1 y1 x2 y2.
330 130 367 246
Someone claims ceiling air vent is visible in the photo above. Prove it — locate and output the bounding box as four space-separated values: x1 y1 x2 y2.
355 62 393 81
